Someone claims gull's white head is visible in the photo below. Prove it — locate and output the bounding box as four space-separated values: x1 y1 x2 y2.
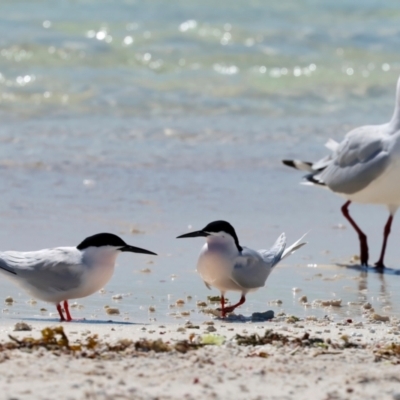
177 220 243 252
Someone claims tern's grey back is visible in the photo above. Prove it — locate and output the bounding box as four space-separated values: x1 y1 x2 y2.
0 248 84 301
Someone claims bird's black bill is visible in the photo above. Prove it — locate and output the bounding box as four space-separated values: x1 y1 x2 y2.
120 245 157 255
176 230 209 239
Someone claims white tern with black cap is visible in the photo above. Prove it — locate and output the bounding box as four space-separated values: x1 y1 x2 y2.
0 233 157 321
177 220 307 317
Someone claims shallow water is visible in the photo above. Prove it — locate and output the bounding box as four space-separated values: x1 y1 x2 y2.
1 0 400 324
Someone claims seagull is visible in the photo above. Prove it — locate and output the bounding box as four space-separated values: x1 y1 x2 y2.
282 75 400 269
0 233 157 321
177 220 306 317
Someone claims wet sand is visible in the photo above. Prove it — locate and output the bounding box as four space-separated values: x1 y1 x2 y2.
0 311 399 400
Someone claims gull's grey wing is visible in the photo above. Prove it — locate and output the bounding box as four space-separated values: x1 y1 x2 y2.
0 249 84 294
230 248 271 290
317 125 391 194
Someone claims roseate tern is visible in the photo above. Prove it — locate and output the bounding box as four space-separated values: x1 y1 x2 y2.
0 233 157 321
177 220 306 317
283 76 400 269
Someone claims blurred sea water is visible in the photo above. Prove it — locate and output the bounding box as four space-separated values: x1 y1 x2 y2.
0 0 400 323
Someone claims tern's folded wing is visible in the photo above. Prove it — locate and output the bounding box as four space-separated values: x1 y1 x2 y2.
230 248 271 290
0 249 84 293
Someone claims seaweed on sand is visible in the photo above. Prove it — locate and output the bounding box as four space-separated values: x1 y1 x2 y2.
235 329 363 350
3 327 202 357
374 343 400 363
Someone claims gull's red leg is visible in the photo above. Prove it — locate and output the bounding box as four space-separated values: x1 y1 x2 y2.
223 295 246 314
56 303 66 322
341 201 369 266
220 295 226 318
374 214 393 269
63 300 73 321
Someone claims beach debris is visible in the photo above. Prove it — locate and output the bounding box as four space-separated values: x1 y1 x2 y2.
207 295 226 303
286 315 300 324
105 306 120 315
200 334 225 345
370 313 390 322
14 322 32 331
196 301 207 307
185 323 200 329
180 311 190 316
251 310 274 322
235 329 324 348
374 342 400 362
5 296 13 305
206 326 217 332
299 295 308 303
40 308 47 312
148 306 156 312
176 299 185 306
112 294 123 300
269 299 283 305
313 299 342 307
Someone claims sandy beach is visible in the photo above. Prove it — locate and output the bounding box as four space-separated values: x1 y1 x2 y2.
0 310 399 400
2 1 400 399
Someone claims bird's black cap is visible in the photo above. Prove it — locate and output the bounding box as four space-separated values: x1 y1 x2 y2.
77 233 157 255
177 220 242 252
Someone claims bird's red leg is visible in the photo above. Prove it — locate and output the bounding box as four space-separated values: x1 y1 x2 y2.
223 295 246 314
56 303 66 322
374 214 393 269
341 201 369 266
220 295 226 318
63 300 73 321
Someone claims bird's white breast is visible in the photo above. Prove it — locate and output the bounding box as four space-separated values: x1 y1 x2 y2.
344 145 400 207
76 247 118 298
197 243 243 293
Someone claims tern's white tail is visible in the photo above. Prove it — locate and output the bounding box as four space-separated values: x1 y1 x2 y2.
258 233 307 268
281 233 307 260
